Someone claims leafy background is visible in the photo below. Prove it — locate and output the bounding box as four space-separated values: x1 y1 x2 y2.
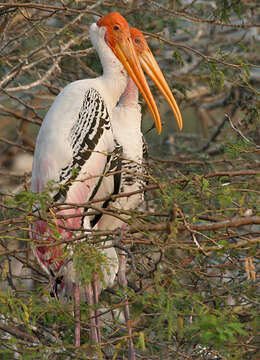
0 1 259 359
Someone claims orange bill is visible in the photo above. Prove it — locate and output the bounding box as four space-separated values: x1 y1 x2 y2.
131 27 183 131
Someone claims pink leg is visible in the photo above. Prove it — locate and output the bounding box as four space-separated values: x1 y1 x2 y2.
85 282 99 343
93 273 101 343
118 251 136 360
73 283 81 347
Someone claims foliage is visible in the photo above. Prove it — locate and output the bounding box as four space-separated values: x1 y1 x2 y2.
0 1 260 359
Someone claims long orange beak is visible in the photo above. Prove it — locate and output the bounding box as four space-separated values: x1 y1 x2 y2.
131 28 183 131
113 37 162 133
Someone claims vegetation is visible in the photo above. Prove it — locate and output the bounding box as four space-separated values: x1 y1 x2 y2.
0 1 259 359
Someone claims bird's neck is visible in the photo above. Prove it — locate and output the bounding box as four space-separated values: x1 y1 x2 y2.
101 64 128 109
95 45 127 108
90 24 129 109
119 77 138 107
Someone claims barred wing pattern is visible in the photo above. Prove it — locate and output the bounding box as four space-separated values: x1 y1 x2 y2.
54 88 111 202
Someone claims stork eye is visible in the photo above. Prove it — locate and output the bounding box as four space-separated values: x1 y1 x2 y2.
113 25 119 31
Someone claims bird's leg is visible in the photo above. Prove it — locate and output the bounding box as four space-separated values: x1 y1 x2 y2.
118 249 136 360
85 282 99 343
92 273 101 343
73 282 81 347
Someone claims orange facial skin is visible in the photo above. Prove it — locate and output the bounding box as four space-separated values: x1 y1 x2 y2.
97 12 131 50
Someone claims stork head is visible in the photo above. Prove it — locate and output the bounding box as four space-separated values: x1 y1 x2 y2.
97 12 130 50
131 28 183 131
96 12 162 134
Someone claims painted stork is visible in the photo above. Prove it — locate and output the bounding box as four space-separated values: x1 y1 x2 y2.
106 27 183 358
30 11 182 357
